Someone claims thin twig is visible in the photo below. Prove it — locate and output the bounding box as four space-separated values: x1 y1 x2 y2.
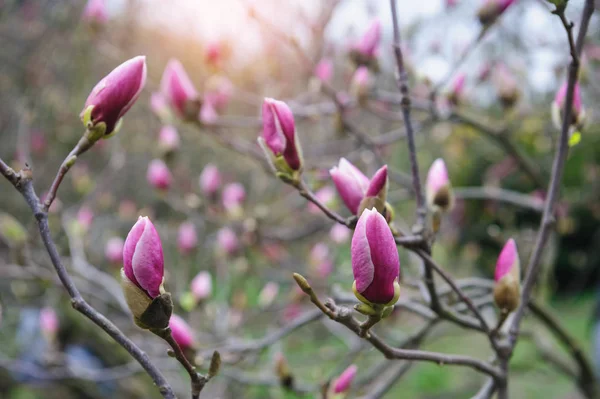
155 328 210 399
389 0 426 228
0 163 176 399
505 2 596 398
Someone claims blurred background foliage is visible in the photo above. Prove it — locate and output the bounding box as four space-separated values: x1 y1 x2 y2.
0 0 599 398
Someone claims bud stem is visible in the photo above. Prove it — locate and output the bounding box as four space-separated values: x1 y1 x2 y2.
292 273 335 319
43 131 97 212
152 327 213 399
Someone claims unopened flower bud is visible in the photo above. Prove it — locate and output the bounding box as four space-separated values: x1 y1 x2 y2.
477 0 515 26
330 223 351 244
275 352 294 389
426 159 454 213
80 56 147 138
331 364 357 395
350 66 371 103
105 236 124 264
551 81 586 132
309 243 333 278
177 221 198 255
258 281 279 308
493 64 520 108
82 0 108 26
158 125 180 156
204 75 233 111
314 58 333 83
77 206 94 231
350 19 381 70
40 307 59 340
351 209 401 308
147 159 172 191
160 59 200 120
217 227 239 256
204 41 222 66
169 314 195 350
121 217 172 329
199 164 221 197
150 92 172 122
259 98 303 182
358 165 388 217
191 271 212 301
493 238 521 313
199 101 219 125
330 158 369 215
222 183 246 216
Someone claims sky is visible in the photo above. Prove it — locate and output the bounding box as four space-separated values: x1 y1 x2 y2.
104 0 587 94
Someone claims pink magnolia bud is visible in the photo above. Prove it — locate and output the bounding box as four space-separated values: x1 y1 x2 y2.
150 92 171 121
353 19 381 58
446 0 459 8
177 221 198 255
199 100 219 125
258 282 279 308
160 59 199 120
493 238 520 313
477 0 516 25
40 307 59 338
365 165 388 199
426 158 454 212
308 186 336 214
309 243 333 278
105 236 124 264
493 63 520 108
199 164 221 196
169 314 195 350
147 159 172 191
80 56 147 137
259 98 303 173
191 271 213 301
330 158 369 215
330 223 351 244
332 364 357 394
350 66 370 99
217 227 239 255
123 217 164 299
82 0 108 25
351 208 400 305
551 81 585 130
314 58 333 83
204 75 233 111
158 125 180 154
205 41 221 65
222 182 246 212
77 206 94 230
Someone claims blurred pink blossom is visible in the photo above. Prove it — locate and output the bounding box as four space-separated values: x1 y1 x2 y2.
147 159 172 191
199 164 222 196
217 227 240 255
191 271 213 301
40 307 59 338
105 237 124 264
82 0 108 25
330 224 351 244
177 222 198 255
314 58 333 83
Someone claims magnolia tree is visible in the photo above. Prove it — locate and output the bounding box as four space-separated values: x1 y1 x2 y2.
0 0 598 398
